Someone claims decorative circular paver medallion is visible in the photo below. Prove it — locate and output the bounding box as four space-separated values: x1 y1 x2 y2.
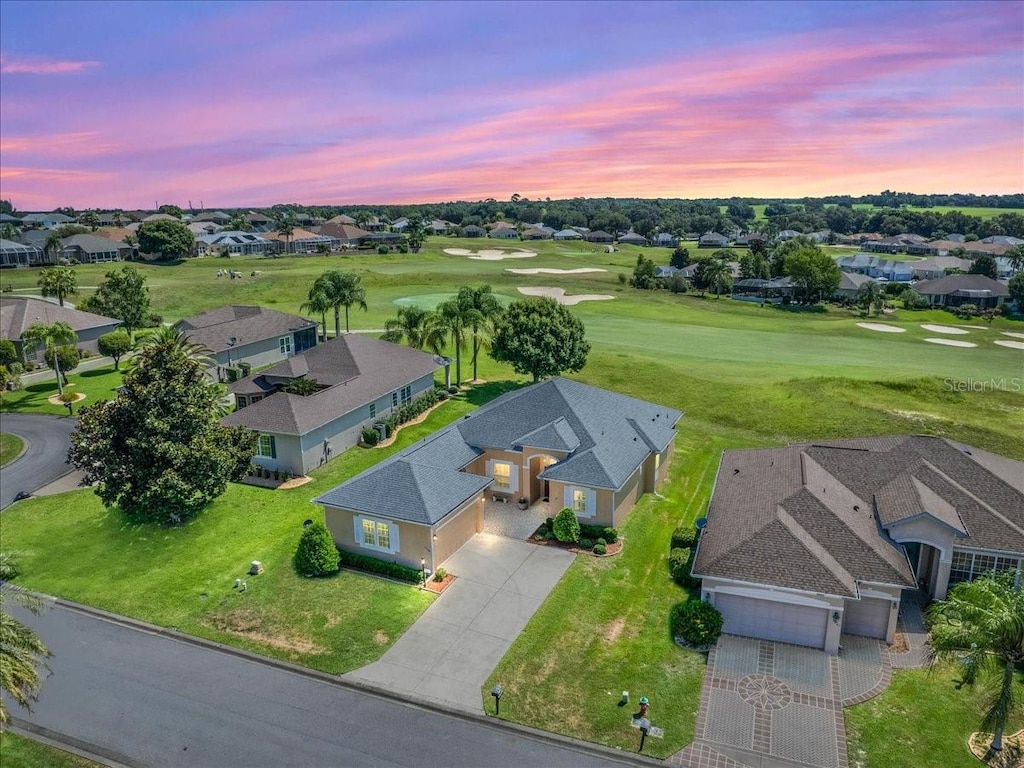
736 674 792 710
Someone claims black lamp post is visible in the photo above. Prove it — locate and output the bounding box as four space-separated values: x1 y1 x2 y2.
421 557 426 586
490 684 503 716
637 717 651 753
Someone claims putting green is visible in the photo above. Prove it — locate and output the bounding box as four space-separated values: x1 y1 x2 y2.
393 292 515 310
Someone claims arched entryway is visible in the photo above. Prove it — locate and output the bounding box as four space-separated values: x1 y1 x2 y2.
528 454 558 503
901 541 948 599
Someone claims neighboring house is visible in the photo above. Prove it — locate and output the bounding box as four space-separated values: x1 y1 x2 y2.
699 232 729 248
175 305 318 374
618 231 648 246
267 227 333 254
0 213 23 227
654 265 681 279
775 229 802 242
315 378 681 571
223 334 446 476
694 436 1024 654
807 230 833 243
836 254 913 282
912 275 1009 309
0 238 38 267
317 222 371 247
521 227 550 240
19 212 76 229
910 256 973 280
245 213 274 229
836 232 882 246
391 218 409 232
461 225 486 238
325 214 357 226
654 232 679 247
0 296 121 360
195 231 273 256
363 216 386 232
553 229 582 241
193 211 232 225
187 222 223 237
585 230 614 243
365 231 404 246
60 234 132 264
981 235 1024 246
140 213 178 223
834 272 875 300
489 226 519 240
732 276 793 300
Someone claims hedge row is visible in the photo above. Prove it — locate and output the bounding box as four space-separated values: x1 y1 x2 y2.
338 550 422 583
669 547 699 588
671 525 697 550
670 600 724 647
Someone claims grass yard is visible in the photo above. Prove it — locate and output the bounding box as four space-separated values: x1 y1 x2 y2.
1 431 25 465
0 392 486 674
845 664 1024 768
0 365 124 416
0 731 103 768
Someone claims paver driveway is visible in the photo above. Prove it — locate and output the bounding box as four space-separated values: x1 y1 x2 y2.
344 533 574 713
672 634 889 768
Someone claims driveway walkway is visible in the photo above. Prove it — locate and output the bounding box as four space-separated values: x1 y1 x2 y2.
671 634 890 768
345 534 574 713
0 413 78 509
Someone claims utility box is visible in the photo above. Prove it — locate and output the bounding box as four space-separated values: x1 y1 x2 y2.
249 560 264 576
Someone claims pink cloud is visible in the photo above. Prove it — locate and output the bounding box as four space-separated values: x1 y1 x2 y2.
0 54 99 75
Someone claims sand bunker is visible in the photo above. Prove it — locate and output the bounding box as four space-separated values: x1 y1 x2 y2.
994 340 1024 350
505 267 607 275
920 324 970 335
1001 331 1024 340
857 322 905 333
923 338 977 348
443 248 537 261
517 287 615 306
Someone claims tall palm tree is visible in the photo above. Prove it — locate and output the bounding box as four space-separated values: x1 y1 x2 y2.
44 232 64 264
0 552 51 724
320 271 367 335
928 571 1024 753
430 296 481 386
382 305 439 352
301 281 334 342
37 266 78 307
458 285 503 381
276 215 295 254
21 321 77 396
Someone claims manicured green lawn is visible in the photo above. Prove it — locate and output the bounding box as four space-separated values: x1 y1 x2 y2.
845 664 1024 768
0 392 485 674
0 431 25 465
0 731 102 768
0 365 124 416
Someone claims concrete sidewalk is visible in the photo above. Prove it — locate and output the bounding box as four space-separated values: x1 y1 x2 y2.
345 534 574 712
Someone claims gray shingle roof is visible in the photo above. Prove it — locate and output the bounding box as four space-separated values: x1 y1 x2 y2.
913 275 1009 297
1 296 120 341
175 305 316 354
516 417 580 452
61 234 127 254
695 436 1024 598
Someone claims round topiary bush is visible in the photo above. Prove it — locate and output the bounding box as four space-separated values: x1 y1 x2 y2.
293 521 340 577
544 531 557 541
593 543 607 555
579 537 595 550
596 537 607 546
671 600 724 647
553 507 581 544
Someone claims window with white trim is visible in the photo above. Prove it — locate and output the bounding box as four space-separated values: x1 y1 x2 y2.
564 485 596 518
493 462 512 490
572 488 587 513
257 434 276 458
949 550 1022 585
279 336 292 354
392 391 399 408
355 516 399 554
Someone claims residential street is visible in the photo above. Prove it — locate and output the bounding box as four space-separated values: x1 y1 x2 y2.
0 413 77 509
7 603 649 768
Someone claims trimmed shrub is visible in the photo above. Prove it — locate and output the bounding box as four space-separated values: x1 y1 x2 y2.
377 245 391 255
596 537 607 546
553 507 581 544
0 339 17 368
361 427 380 446
535 525 549 537
670 600 724 647
447 385 459 395
293 522 340 577
338 550 421 583
593 543 607 556
545 517 555 530
579 523 618 543
579 537 595 550
602 526 618 544
543 531 557 541
669 547 699 587
432 567 448 583
671 525 698 550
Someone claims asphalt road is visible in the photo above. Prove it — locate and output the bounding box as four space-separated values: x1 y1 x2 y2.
8 604 649 768
0 413 77 509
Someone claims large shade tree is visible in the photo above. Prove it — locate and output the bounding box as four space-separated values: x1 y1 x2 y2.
137 219 194 258
37 267 77 307
68 326 257 525
0 553 51 724
928 570 1024 753
77 265 151 336
490 297 590 383
21 321 77 396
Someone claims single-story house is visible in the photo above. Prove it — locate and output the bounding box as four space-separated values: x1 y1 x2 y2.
654 232 679 247
699 232 729 248
912 275 1009 309
520 227 550 240
836 233 883 246
60 234 132 264
315 378 681 571
461 225 486 238
618 231 649 246
694 436 1024 654
655 265 681 279
0 238 38 268
325 214 357 226
0 296 121 361
489 226 519 240
910 256 972 281
19 212 76 229
732 276 793 301
175 305 318 375
267 228 333 254
585 230 614 243
553 229 582 241
0 213 24 227
193 211 232 225
836 254 914 282
834 272 876 300
775 229 802 242
981 235 1024 246
391 218 409 232
365 231 404 246
188 222 223 237
245 213 274 228
140 213 178 223
223 334 446 476
429 220 452 235
195 232 273 256
317 222 371 247
732 233 764 247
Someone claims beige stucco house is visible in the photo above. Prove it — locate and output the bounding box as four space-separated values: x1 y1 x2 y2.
315 378 681 573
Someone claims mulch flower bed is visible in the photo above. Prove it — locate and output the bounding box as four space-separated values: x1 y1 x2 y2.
969 731 1022 768
424 574 456 594
529 535 623 557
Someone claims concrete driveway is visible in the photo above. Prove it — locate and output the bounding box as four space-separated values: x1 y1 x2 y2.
345 533 575 712
0 413 77 510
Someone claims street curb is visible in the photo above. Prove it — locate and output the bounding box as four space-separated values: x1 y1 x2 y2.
53 597 662 767
6 719 139 768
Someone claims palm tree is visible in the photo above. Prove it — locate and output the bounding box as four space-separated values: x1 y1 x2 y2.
382 305 440 352
229 214 252 233
857 280 884 314
137 325 214 372
405 217 427 253
430 296 481 386
0 552 52 724
928 571 1024 753
37 266 78 307
301 281 334 342
21 321 77 396
276 215 295 254
458 285 503 381
45 232 64 264
320 271 367 336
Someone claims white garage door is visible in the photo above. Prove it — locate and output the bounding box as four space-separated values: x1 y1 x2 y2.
715 593 828 649
843 597 891 639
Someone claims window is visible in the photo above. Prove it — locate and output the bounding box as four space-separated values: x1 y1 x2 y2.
950 550 1022 585
572 489 587 513
236 396 247 409
356 516 398 553
257 434 276 458
279 336 292 354
392 392 399 408
369 403 376 418
400 385 412 405
493 462 512 490
565 486 595 518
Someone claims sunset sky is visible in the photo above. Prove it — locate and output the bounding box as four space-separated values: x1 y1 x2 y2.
1 1 1022 211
